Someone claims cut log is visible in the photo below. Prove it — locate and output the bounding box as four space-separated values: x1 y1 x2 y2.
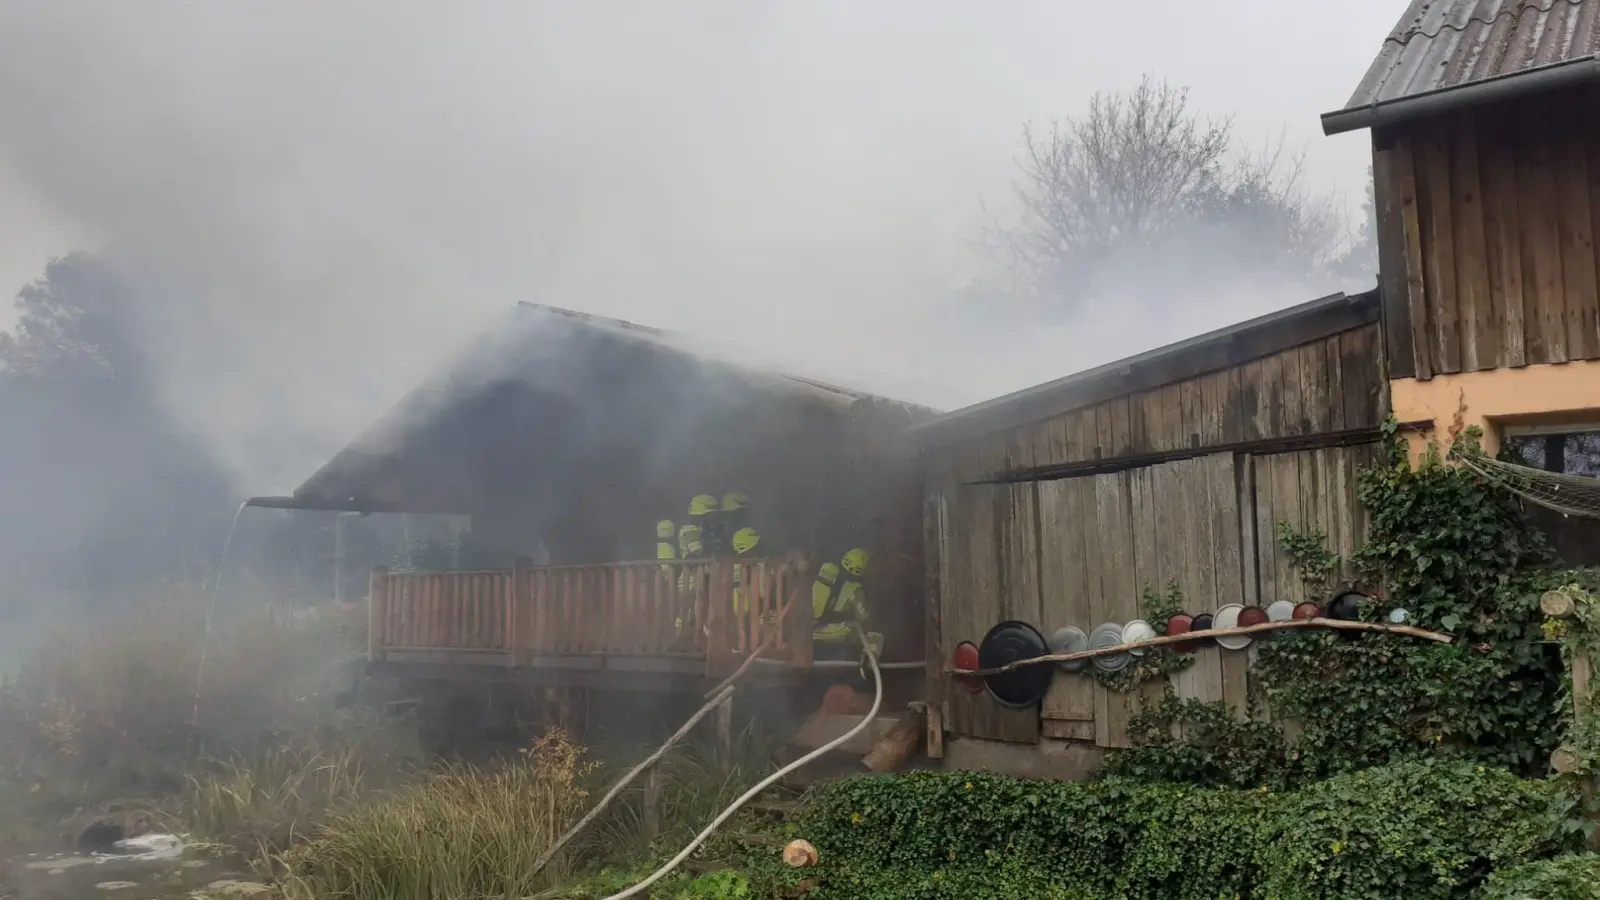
1542 590 1577 619
783 839 819 868
862 708 925 773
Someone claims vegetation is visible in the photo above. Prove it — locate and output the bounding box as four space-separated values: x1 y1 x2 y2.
1482 853 1600 900
748 762 1584 900
1104 422 1572 790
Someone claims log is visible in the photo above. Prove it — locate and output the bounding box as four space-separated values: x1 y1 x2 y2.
783 840 819 868
1552 746 1582 775
862 708 925 773
1542 590 1577 619
949 617 1453 677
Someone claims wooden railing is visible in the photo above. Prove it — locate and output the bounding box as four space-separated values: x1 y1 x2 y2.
367 556 814 676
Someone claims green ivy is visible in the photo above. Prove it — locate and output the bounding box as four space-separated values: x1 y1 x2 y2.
1247 421 1566 779
1482 852 1600 900
1100 695 1299 790
745 761 1583 900
1093 581 1195 694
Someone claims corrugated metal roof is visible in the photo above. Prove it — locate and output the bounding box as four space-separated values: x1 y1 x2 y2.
1341 0 1600 110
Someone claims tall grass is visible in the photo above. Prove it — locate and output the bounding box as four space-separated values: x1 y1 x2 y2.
0 589 410 833
182 744 375 861
278 730 596 900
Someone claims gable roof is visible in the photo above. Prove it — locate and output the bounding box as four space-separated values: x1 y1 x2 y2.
1323 0 1600 135
912 289 1379 449
270 303 936 512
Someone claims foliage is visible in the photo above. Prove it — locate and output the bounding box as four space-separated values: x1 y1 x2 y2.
0 252 232 594
1482 852 1600 900
1092 580 1193 693
1101 695 1299 790
987 75 1355 313
1545 583 1600 776
1276 520 1342 595
1248 422 1566 779
747 762 1583 900
0 591 413 833
182 744 381 861
279 730 595 900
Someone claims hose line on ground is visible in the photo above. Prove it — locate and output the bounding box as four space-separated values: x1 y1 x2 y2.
594 633 884 900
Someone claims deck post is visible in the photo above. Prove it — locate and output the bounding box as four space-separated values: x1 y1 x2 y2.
367 566 389 662
512 556 532 663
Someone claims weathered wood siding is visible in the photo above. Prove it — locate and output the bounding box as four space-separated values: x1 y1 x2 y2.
946 323 1383 482
927 322 1386 749
1376 84 1600 380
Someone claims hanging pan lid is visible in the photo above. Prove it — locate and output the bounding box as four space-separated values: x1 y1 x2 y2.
1048 625 1091 673
1090 622 1131 672
978 620 1053 708
1213 604 1253 651
1122 619 1158 656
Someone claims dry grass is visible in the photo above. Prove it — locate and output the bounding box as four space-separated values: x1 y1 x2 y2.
0 588 407 834
182 744 377 861
278 730 596 900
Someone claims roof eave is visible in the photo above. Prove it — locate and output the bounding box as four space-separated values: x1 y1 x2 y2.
1322 54 1600 136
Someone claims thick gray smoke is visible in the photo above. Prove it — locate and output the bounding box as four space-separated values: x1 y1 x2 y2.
0 1 1385 499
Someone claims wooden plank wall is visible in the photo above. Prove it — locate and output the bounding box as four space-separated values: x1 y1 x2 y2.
947 324 1383 482
1252 444 1379 608
932 432 1382 749
1376 85 1600 380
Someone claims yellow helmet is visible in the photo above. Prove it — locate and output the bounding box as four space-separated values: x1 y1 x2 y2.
656 520 676 540
731 526 761 555
721 490 749 512
841 548 868 576
688 494 719 517
815 562 839 585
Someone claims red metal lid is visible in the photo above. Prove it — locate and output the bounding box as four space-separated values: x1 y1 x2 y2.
1237 605 1269 628
953 642 984 693
1292 602 1321 620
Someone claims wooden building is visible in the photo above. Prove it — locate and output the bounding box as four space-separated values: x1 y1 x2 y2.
913 290 1385 774
259 303 933 693
1325 0 1600 563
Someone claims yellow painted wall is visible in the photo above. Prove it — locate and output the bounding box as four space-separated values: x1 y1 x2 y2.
1390 360 1600 461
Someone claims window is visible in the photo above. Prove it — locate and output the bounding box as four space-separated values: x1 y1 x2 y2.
1501 425 1600 567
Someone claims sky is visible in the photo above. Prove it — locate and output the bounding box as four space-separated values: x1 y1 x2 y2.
0 0 1404 492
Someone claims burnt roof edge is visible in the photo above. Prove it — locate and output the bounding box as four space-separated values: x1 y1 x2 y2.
912 288 1379 449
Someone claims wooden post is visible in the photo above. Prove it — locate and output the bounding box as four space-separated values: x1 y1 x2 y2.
642 767 662 841
512 556 533 663
367 566 389 662
717 689 735 762
1543 588 1599 849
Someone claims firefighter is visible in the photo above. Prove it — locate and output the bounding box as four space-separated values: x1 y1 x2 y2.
713 490 750 554
812 547 870 659
678 493 719 561
729 524 761 618
673 494 719 640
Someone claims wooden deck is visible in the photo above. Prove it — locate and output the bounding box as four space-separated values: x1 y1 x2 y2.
366 556 816 681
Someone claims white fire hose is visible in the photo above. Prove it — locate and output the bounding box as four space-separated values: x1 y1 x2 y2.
594 632 884 900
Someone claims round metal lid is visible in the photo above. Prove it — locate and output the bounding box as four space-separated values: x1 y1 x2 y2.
1214 603 1251 651
1090 622 1130 672
1266 600 1296 621
978 621 1053 708
952 641 984 694
1122 619 1157 656
1048 625 1091 673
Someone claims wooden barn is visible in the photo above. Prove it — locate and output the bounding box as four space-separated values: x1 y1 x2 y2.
258 303 934 704
913 290 1386 777
1324 0 1600 563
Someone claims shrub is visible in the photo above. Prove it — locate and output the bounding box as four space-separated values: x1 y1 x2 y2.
1482 853 1600 900
0 590 406 832
748 761 1584 900
279 730 595 900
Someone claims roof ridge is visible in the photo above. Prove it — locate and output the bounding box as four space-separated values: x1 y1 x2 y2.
1388 0 1586 45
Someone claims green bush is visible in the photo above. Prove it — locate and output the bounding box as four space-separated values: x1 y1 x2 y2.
1482 853 1600 900
747 762 1583 900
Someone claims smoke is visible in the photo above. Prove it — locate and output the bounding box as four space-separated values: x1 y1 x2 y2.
0 1 1380 496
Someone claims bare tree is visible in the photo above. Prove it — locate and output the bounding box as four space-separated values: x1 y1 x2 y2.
987 75 1358 312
